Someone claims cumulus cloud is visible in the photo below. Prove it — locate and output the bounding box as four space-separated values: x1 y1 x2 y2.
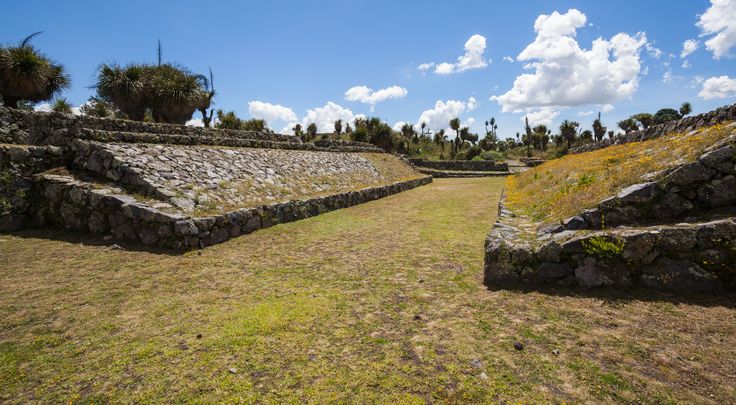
299 101 358 133
418 63 434 72
681 39 700 58
392 121 407 131
420 34 490 75
344 85 408 111
248 101 297 129
682 60 691 68
503 55 515 62
696 0 736 59
491 9 647 121
524 108 560 126
185 118 204 127
645 42 663 59
698 75 736 99
413 97 476 134
34 102 81 115
467 96 477 111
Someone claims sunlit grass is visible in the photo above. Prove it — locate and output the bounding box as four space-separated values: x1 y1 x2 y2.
506 123 736 222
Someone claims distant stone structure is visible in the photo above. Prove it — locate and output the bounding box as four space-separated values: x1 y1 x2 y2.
407 158 509 178
0 108 431 249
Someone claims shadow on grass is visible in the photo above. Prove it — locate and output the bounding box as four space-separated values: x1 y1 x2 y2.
2 228 184 256
485 283 736 308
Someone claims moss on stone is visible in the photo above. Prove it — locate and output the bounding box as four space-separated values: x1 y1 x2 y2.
583 236 625 259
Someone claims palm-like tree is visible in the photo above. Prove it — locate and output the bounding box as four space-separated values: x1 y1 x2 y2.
95 63 148 120
680 102 692 117
449 117 461 139
149 64 206 124
0 32 70 108
559 120 579 148
51 97 73 114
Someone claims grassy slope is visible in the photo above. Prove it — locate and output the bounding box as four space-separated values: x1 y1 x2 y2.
507 123 736 223
1 178 735 403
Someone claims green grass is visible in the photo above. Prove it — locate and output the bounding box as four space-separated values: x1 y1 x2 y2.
1 178 736 403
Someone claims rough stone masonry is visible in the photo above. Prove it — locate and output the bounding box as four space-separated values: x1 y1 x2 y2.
0 107 432 249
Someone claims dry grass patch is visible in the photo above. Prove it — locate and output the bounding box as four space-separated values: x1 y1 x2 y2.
1 178 736 403
506 123 736 223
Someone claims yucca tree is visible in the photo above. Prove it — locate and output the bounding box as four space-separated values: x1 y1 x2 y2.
94 41 209 125
149 64 206 124
0 32 70 108
559 120 579 148
95 63 148 120
51 97 73 114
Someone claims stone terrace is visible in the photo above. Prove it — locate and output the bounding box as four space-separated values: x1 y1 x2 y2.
0 108 431 249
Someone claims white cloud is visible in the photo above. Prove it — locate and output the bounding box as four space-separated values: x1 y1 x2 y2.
696 0 736 59
601 104 614 113
418 63 434 72
491 9 647 114
467 96 477 111
503 55 515 62
645 42 663 59
185 118 204 127
663 69 674 83
248 101 297 129
421 34 490 75
698 75 736 99
392 121 407 131
344 85 408 111
682 60 691 68
300 101 358 133
577 110 595 116
34 102 81 115
523 108 560 126
681 39 700 58
414 98 475 133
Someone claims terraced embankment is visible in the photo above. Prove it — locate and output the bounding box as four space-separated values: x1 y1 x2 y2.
485 114 736 292
0 108 430 249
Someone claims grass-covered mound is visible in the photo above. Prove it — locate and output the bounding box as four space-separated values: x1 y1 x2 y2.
506 123 736 223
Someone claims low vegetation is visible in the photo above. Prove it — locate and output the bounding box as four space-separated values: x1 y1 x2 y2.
2 178 735 403
506 123 736 223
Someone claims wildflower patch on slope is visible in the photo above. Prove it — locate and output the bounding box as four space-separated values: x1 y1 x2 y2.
506 123 736 223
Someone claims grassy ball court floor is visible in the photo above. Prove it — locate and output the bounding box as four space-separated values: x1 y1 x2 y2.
1 177 735 403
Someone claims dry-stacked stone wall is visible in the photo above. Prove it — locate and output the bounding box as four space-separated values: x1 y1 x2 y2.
484 130 736 293
1 107 433 247
571 103 736 154
33 173 431 250
408 159 509 172
0 145 68 231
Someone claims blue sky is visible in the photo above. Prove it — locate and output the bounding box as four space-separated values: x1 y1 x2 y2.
3 0 736 137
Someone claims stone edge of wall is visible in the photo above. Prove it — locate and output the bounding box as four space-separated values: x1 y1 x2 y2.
415 168 509 178
408 158 509 172
25 174 433 251
570 103 736 154
0 107 385 153
483 198 736 293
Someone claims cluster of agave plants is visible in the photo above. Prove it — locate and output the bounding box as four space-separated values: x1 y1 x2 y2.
0 33 215 126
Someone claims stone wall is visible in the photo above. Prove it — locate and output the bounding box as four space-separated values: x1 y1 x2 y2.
69 140 402 213
484 128 736 293
0 145 68 231
33 173 432 250
485 205 736 292
408 158 509 172
570 103 736 154
0 107 382 153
